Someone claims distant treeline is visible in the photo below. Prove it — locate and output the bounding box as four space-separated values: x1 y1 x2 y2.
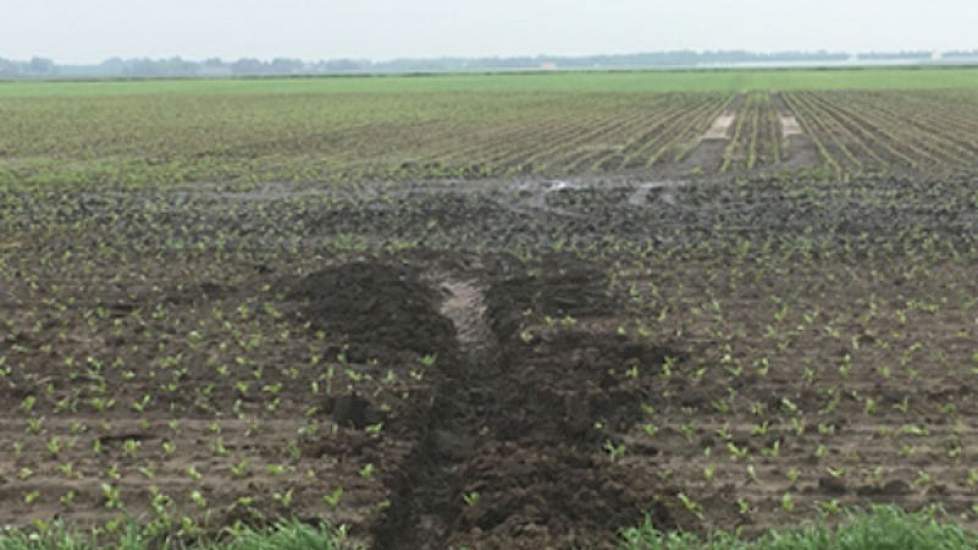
945 49 978 59
856 51 932 60
0 49 971 79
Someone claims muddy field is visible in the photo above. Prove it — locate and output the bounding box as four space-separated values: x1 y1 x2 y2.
3 170 978 548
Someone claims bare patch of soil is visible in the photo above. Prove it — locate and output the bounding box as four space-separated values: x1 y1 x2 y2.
290 262 457 358
703 113 736 140
484 255 615 340
780 115 803 137
371 254 680 549
444 257 681 548
434 276 495 357
783 134 820 168
680 139 728 174
676 95 743 175
772 93 818 168
627 181 686 207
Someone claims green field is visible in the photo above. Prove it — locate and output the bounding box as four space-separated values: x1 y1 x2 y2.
4 67 978 97
3 67 978 188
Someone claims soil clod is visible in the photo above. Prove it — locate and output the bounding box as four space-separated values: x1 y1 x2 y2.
328 393 383 430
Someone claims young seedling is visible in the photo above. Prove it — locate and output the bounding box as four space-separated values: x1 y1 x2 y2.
677 493 704 520
781 492 795 512
323 487 344 509
101 483 123 510
190 490 208 509
231 459 251 479
162 440 176 456
186 465 202 482
273 488 294 508
122 439 141 458
604 440 626 462
462 491 480 507
703 464 717 482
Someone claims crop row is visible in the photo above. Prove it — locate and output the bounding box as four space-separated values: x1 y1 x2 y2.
782 90 978 177
5 87 978 187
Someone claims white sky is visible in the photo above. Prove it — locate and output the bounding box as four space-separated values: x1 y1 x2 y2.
3 0 978 63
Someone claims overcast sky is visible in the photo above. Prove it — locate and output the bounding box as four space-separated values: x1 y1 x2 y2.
3 0 978 63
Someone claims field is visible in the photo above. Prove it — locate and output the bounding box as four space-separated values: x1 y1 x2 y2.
5 68 978 188
3 68 978 548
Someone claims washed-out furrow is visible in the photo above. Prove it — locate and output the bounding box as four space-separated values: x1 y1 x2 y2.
621 95 730 169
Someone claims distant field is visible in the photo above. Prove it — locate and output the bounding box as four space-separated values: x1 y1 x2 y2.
2 67 978 188
0 69 978 190
4 67 978 97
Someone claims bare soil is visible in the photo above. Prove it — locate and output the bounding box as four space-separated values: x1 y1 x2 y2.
703 114 737 140
677 95 743 175
782 135 820 169
680 139 729 174
772 92 819 169
780 115 803 137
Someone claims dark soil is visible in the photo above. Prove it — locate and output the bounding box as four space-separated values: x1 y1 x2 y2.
375 254 680 549
290 262 457 357
484 254 616 339
680 138 728 174
6 171 978 546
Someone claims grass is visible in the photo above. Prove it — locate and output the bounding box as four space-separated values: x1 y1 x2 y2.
622 506 978 550
0 507 973 549
0 521 357 550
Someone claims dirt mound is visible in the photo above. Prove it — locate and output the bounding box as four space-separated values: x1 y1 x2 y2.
453 328 678 546
451 445 675 549
432 256 679 547
369 254 682 549
291 262 456 356
485 255 616 340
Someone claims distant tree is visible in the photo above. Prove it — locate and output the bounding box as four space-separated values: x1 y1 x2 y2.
162 56 199 76
858 50 931 60
943 50 978 59
28 56 55 75
0 57 18 76
100 57 125 70
270 57 304 74
316 59 370 73
231 58 266 75
0 48 956 80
